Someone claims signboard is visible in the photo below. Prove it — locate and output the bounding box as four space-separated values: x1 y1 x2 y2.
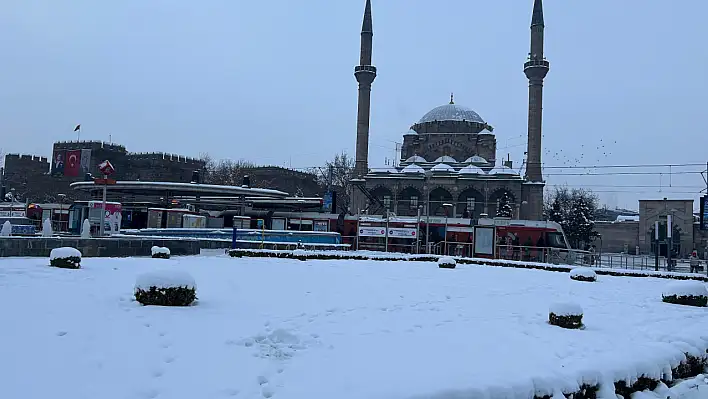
701 195 708 231
98 160 115 176
474 226 495 257
313 220 329 232
323 191 333 213
88 201 122 224
387 227 417 238
358 227 386 237
0 211 26 218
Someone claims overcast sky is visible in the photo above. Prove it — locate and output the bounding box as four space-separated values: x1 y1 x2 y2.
1 0 706 210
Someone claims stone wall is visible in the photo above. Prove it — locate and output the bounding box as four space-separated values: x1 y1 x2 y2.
0 237 230 258
594 221 640 254
400 133 496 165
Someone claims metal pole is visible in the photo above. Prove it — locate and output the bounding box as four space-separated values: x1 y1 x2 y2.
444 213 448 256
416 206 421 254
654 220 659 271
356 210 360 251
100 175 107 236
385 211 389 253
667 214 673 271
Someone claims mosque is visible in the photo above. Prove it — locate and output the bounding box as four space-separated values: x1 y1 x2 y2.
351 0 550 221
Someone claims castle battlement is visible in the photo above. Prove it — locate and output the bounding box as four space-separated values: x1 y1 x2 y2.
127 152 204 165
53 140 127 153
5 153 49 164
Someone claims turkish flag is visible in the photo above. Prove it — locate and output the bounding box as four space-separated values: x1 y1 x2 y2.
65 150 81 177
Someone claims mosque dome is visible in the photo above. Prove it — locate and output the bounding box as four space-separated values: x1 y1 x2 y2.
418 103 485 124
434 156 457 164
404 155 427 163
431 163 455 173
487 165 519 176
459 165 485 175
401 164 425 174
464 155 488 165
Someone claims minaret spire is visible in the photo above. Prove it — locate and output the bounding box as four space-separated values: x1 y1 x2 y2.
524 0 549 184
521 0 550 221
353 0 377 180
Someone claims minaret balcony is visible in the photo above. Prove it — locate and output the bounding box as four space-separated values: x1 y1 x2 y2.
524 59 550 70
354 65 377 74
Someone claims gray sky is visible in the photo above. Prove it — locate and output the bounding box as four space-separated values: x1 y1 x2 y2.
1 0 707 210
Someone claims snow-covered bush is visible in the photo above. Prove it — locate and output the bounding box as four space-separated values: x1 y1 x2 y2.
1 221 11 236
134 270 196 306
662 282 708 307
548 302 583 329
570 267 596 282
49 247 82 269
438 256 457 269
151 246 171 259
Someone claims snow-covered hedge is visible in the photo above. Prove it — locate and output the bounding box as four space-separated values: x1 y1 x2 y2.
49 247 82 269
570 267 597 282
548 303 583 329
229 249 438 263
662 282 708 307
134 270 196 306
151 246 171 259
438 257 456 269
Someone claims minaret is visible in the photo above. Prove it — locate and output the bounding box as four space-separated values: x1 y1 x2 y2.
353 0 377 178
524 0 549 183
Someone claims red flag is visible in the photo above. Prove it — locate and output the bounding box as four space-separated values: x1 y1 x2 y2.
65 150 81 177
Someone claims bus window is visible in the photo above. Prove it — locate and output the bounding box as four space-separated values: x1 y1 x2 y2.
546 232 568 249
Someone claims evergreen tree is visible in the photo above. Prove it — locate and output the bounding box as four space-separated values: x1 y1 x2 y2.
544 187 598 249
497 191 514 218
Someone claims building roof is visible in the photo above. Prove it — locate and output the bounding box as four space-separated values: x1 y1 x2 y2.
70 181 289 198
434 156 457 164
430 163 455 173
464 155 488 165
404 155 427 163
401 164 425 174
458 165 485 175
417 103 485 124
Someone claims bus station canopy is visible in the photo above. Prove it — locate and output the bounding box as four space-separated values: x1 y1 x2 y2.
70 181 289 199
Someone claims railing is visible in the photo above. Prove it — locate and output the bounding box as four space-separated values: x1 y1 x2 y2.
495 245 590 266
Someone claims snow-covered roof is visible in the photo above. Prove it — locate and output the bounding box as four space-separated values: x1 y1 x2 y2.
431 163 455 173
434 156 457 164
404 155 427 163
417 103 485 124
465 155 488 165
401 164 425 174
487 166 519 176
371 166 399 174
616 215 639 222
458 165 485 175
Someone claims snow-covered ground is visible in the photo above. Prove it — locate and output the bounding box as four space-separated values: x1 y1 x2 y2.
1 254 707 399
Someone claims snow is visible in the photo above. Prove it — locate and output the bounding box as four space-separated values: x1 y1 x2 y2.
663 281 708 297
151 246 171 256
81 219 91 238
1 220 11 236
570 267 597 279
549 302 583 316
1 255 708 399
135 270 196 291
42 217 53 237
49 247 82 260
458 164 485 175
430 163 455 172
401 164 425 174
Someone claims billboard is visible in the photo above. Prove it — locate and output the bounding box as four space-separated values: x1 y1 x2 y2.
358 227 386 237
387 228 417 238
701 195 708 231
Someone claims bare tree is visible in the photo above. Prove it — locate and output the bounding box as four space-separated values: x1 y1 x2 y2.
200 154 275 188
312 151 355 213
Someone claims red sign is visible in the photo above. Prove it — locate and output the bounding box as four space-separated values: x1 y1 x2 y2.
94 178 116 185
65 150 81 177
98 160 115 176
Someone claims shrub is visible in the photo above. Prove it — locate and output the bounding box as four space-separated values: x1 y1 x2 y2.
151 246 171 259
134 270 197 306
570 267 596 282
548 303 583 329
672 353 707 379
49 247 82 269
438 256 456 269
662 282 708 307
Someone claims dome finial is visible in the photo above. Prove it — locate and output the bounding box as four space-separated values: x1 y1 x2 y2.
449 92 454 104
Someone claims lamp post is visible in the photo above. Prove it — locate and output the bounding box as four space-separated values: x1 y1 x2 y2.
416 204 423 254
443 203 453 256
654 220 660 271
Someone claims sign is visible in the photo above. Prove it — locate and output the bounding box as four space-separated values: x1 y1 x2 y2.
98 160 115 176
0 211 26 218
323 191 333 213
88 201 122 224
387 227 417 238
358 227 386 237
313 220 329 232
94 178 116 185
474 226 495 257
701 195 708 231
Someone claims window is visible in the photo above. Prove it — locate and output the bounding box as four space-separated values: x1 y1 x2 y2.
410 196 418 208
383 195 391 210
466 198 475 211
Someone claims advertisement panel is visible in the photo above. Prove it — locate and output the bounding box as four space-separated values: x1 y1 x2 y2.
88 201 122 224
701 195 708 230
387 227 417 238
474 226 495 257
358 227 386 237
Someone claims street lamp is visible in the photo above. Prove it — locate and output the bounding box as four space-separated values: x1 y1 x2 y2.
416 204 423 254
443 203 453 255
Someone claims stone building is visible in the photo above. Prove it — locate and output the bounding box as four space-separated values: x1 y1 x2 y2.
351 0 550 220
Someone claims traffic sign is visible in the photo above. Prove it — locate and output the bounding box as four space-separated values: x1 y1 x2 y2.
98 160 115 176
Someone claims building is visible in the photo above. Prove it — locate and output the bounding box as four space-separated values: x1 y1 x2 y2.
350 0 550 220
